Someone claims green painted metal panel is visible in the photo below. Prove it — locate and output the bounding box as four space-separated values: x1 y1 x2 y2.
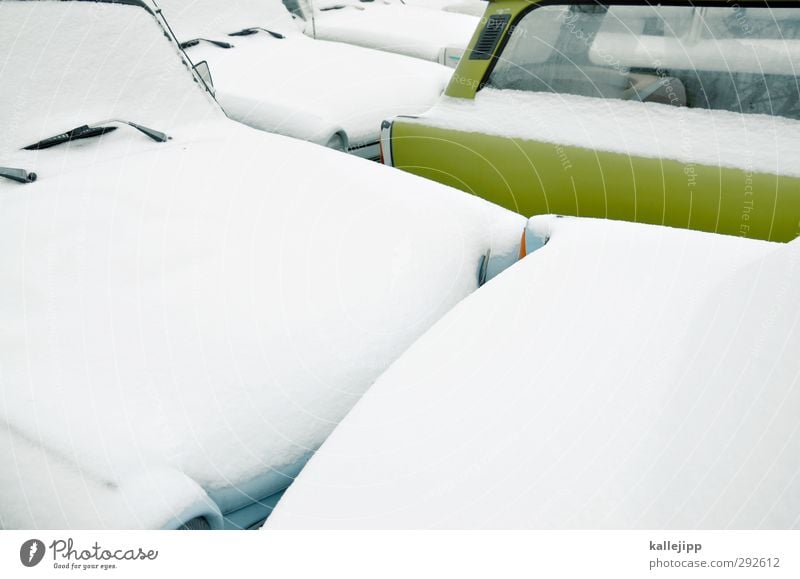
392 122 800 242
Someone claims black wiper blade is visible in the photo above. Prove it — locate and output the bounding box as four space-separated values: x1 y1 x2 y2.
180 38 234 49
228 27 285 39
0 166 37 184
320 4 364 10
24 125 117 150
23 120 169 151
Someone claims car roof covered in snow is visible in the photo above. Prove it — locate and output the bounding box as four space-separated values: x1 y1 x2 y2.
304 1 480 62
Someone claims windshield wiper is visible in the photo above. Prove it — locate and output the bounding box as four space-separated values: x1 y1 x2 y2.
320 4 364 10
228 27 285 39
23 120 169 151
0 166 37 184
179 38 234 49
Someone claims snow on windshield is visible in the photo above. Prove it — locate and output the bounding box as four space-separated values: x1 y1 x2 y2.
0 1 220 153
155 0 300 40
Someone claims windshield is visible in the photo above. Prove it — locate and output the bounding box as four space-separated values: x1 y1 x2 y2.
155 0 298 40
0 1 220 154
488 4 800 120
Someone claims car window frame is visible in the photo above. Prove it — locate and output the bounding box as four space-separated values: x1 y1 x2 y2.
477 0 800 94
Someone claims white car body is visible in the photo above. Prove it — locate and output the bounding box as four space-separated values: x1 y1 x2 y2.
0 0 524 530
295 0 480 63
153 0 453 158
266 216 800 529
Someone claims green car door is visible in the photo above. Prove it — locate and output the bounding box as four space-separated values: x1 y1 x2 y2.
384 0 800 242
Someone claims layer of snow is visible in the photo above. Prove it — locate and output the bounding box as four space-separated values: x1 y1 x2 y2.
0 1 222 154
342 0 487 16
400 0 463 9
160 0 452 147
266 216 800 529
307 3 480 62
442 0 487 17
415 88 800 178
154 0 300 40
0 0 525 529
0 428 220 529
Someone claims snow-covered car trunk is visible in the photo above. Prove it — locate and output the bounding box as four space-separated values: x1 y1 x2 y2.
153 0 453 158
0 0 525 530
265 216 800 529
296 0 480 63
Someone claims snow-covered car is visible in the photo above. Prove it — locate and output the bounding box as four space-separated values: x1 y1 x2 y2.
288 0 480 64
0 0 525 530
404 0 488 17
381 0 800 242
266 216 800 529
153 0 453 159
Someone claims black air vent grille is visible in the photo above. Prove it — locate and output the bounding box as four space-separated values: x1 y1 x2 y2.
469 13 511 60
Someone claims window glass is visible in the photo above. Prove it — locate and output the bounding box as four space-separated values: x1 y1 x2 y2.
488 4 800 120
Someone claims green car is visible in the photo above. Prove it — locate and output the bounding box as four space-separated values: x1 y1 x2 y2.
381 0 800 242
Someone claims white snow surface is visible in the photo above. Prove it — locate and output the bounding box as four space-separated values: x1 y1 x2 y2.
416 89 800 178
334 0 487 15
266 216 800 529
441 0 487 17
0 1 223 154
307 3 480 62
0 0 525 529
158 0 452 146
154 0 300 40
0 428 218 529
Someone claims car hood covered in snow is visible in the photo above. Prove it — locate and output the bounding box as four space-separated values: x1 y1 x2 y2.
266 216 800 529
302 0 480 62
0 0 525 529
403 0 488 17
155 0 453 149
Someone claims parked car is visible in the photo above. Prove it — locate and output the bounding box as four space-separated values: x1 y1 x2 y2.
288 0 480 65
442 0 488 17
153 0 453 159
0 0 525 530
265 215 800 529
380 0 800 242
404 0 488 17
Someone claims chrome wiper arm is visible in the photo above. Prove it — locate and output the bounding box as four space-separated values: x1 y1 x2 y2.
23 120 169 151
228 27 285 39
102 119 170 143
180 38 234 49
0 167 37 184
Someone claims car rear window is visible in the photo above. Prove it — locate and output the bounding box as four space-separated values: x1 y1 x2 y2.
488 4 800 120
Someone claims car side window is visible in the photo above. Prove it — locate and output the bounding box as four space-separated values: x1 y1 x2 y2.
488 4 800 121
